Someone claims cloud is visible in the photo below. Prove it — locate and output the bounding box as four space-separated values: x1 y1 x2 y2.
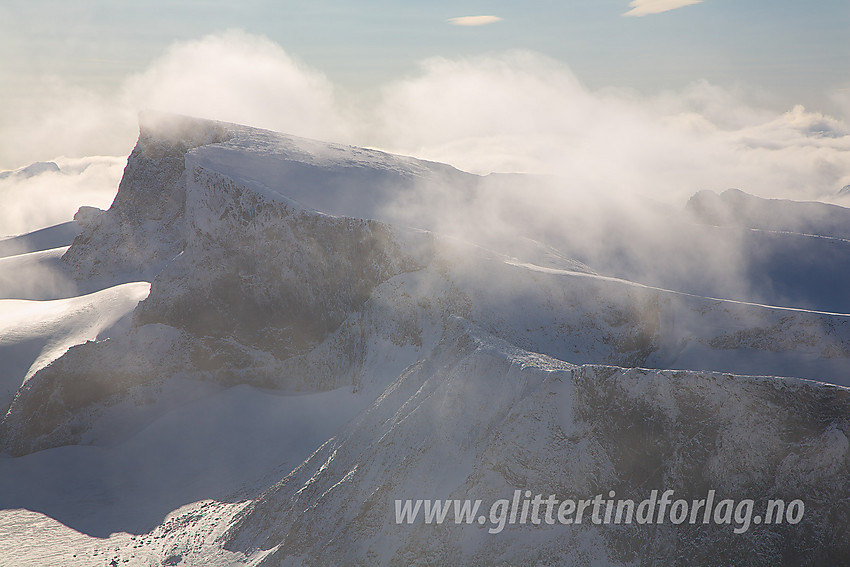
0 78 139 172
2 31 849 210
1 31 849 315
0 30 351 239
0 30 349 172
122 30 348 142
369 52 850 203
367 52 850 306
623 0 702 17
0 157 124 237
447 16 502 27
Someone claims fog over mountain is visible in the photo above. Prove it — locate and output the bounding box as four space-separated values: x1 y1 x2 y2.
0 112 848 566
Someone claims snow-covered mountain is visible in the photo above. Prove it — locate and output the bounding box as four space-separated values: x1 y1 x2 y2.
686 188 850 312
1 113 848 566
688 188 850 240
0 161 60 181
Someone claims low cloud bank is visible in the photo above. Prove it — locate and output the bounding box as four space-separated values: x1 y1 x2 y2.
2 31 848 305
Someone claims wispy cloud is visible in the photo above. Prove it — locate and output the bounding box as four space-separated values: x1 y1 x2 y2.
374 52 850 201
3 30 849 322
3 31 849 210
623 0 702 17
447 15 502 27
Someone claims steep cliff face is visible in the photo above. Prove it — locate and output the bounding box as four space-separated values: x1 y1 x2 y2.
134 163 430 359
61 113 231 282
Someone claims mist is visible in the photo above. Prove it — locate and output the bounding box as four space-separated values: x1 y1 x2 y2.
2 30 849 309
3 30 848 198
371 53 849 203
0 156 124 238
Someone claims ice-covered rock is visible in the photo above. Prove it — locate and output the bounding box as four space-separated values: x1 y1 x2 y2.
62 113 231 282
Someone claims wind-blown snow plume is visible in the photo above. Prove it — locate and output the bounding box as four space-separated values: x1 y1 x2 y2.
122 31 347 143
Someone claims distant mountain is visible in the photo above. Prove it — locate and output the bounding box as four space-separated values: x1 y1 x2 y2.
687 187 850 240
686 188 850 312
0 114 848 566
0 161 60 180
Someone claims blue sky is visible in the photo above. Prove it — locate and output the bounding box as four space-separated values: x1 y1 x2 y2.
2 0 848 112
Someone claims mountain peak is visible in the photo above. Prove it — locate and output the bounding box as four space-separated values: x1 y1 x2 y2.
0 161 60 180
